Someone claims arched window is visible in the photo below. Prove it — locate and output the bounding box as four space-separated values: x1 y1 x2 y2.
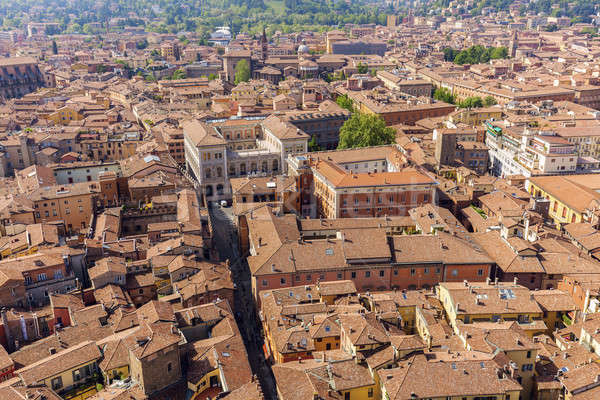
216 167 222 177
205 185 213 197
262 161 268 172
273 159 279 171
205 168 211 178
217 184 224 195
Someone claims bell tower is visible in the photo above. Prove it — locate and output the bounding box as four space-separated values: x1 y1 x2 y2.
261 27 268 62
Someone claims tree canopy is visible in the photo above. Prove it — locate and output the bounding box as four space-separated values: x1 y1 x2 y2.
0 0 388 37
433 88 455 104
356 62 368 74
458 96 484 109
446 45 510 65
170 69 187 80
234 59 250 84
338 113 395 149
335 94 354 112
483 96 497 107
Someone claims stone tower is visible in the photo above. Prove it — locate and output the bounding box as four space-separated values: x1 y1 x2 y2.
510 30 518 58
261 27 268 62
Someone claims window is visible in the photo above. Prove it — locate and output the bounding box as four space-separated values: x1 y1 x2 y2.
262 280 267 287
368 388 373 398
393 270 398 276
337 272 342 279
139 289 144 294
51 376 63 390
351 272 356 278
526 350 532 359
379 270 384 277
424 268 429 274
38 273 47 282
451 269 458 276
167 362 172 372
344 393 350 400
365 271 371 278
306 274 312 281
436 268 441 274
477 269 484 276
280 278 286 284
410 268 416 276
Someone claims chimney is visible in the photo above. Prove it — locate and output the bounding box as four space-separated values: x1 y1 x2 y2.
1 308 13 353
32 312 40 339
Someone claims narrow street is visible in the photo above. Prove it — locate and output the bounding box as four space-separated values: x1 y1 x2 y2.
208 205 278 399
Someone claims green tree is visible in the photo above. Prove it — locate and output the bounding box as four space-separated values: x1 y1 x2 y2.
581 27 598 37
357 62 368 74
483 96 497 107
234 59 250 84
308 135 321 151
443 47 457 62
171 68 187 80
338 113 395 149
136 39 149 49
336 94 354 112
458 96 484 109
66 23 81 34
490 47 508 59
208 73 218 80
82 23 95 35
51 40 58 55
454 51 471 65
544 24 559 32
433 87 455 104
